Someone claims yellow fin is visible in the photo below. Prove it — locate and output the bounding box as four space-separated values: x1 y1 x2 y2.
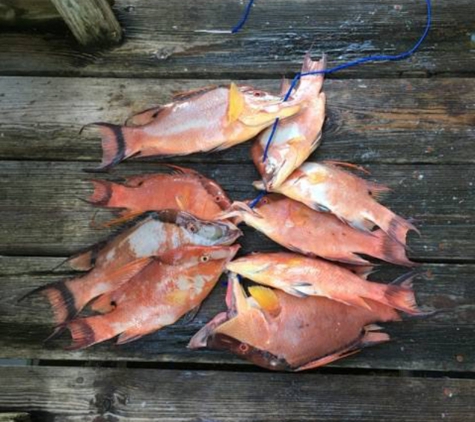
248 286 281 316
287 135 306 146
307 169 328 184
175 195 187 211
227 83 245 124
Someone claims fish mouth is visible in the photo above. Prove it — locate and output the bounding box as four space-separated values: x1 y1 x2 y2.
187 311 229 349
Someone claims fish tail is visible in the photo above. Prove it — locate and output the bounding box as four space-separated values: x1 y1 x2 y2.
370 204 420 246
87 179 115 207
381 272 426 315
65 315 117 350
20 279 80 325
85 123 138 170
372 229 417 267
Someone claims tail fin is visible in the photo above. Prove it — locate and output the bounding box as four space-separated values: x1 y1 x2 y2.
387 214 420 247
373 229 417 267
382 272 426 315
82 122 134 170
21 280 79 325
65 316 117 350
87 179 114 207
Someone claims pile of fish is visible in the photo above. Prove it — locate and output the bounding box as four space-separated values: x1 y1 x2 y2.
27 55 429 370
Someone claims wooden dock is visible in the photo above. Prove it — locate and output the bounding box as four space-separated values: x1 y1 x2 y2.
0 1 474 420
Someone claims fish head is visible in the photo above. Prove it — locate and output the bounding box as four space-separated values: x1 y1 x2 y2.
228 83 302 128
175 211 242 245
226 253 273 282
198 176 233 212
161 244 240 267
188 274 289 370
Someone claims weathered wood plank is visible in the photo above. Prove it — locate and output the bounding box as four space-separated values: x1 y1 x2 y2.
50 0 122 46
0 0 474 78
1 366 474 422
0 161 473 259
0 255 473 371
0 0 61 28
0 414 30 422
0 77 473 164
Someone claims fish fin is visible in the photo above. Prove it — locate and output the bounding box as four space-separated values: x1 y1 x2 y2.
175 194 188 211
375 229 416 267
323 160 371 175
252 180 266 191
86 179 114 207
116 331 146 345
248 286 281 316
227 82 245 124
383 272 427 315
19 279 79 325
172 85 218 101
386 214 420 247
307 168 328 185
124 105 164 126
178 305 201 325
106 256 155 285
89 292 117 314
366 181 392 201
350 295 374 311
100 211 146 229
295 325 390 372
286 135 307 147
65 316 119 350
310 131 323 151
343 264 376 280
65 245 103 271
301 52 327 73
82 123 134 171
295 349 361 371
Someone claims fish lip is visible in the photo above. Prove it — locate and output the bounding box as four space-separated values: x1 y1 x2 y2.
187 311 229 349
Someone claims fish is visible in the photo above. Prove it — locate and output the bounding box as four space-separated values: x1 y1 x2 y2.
226 252 424 315
83 83 302 170
255 162 418 246
220 194 414 266
65 244 240 349
252 54 326 189
24 210 241 326
188 274 401 371
87 165 232 222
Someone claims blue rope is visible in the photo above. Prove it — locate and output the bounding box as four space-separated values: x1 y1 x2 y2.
230 0 432 161
248 190 267 208
232 0 256 33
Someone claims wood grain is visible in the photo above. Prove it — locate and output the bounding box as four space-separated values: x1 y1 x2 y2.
0 414 29 422
0 0 473 78
0 366 474 422
0 161 473 259
0 77 473 164
0 256 473 371
50 0 122 46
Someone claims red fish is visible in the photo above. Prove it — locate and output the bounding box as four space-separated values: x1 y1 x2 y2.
221 194 414 266
256 162 418 246
189 274 401 371
24 211 241 326
252 54 326 189
226 252 424 315
65 245 240 349
87 165 232 222
84 83 302 169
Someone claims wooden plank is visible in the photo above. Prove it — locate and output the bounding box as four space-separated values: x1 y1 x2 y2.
0 0 473 78
0 414 30 422
0 161 473 260
0 366 474 422
0 0 61 28
1 256 474 371
0 77 473 164
50 0 122 46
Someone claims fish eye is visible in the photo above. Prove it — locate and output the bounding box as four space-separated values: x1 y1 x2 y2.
187 223 197 233
261 197 269 205
239 343 249 353
215 195 222 202
200 255 210 262
252 91 264 97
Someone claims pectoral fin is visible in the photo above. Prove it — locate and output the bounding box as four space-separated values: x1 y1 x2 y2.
248 286 281 316
227 83 245 124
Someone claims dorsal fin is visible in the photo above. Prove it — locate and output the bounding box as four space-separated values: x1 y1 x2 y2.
172 85 219 102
